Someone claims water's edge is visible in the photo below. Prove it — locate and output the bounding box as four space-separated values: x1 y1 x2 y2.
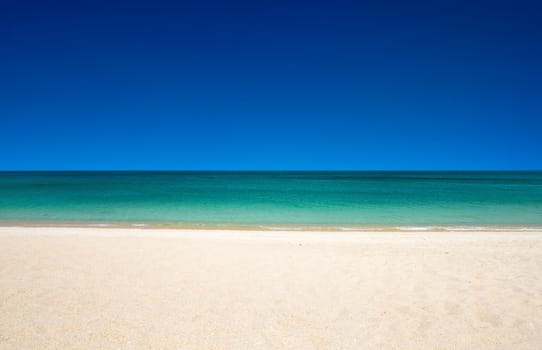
1 220 541 232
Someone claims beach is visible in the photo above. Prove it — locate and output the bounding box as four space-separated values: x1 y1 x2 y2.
1 227 541 349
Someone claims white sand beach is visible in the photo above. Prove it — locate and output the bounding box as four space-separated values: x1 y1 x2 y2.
1 227 541 349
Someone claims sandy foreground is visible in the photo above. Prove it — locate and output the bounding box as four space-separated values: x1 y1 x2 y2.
0 227 541 349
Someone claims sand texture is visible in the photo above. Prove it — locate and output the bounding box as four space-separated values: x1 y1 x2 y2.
1 227 541 349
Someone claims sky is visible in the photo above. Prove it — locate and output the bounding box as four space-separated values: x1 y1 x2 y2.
1 0 541 170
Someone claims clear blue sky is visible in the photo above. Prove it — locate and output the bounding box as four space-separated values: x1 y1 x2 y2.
1 0 541 170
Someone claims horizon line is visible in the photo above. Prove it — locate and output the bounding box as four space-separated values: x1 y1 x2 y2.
1 169 541 172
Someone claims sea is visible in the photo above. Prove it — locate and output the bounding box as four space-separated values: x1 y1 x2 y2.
0 171 541 231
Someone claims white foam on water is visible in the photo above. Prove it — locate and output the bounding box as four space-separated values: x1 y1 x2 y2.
395 226 436 231
442 226 486 231
260 226 303 231
338 227 386 231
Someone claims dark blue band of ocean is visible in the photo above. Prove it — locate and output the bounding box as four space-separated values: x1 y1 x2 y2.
1 171 541 230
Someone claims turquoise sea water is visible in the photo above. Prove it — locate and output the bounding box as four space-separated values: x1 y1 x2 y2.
0 171 541 230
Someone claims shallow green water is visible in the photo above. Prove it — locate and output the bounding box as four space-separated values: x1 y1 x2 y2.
0 171 541 229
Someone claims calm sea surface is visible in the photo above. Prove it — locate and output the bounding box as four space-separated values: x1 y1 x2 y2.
1 171 541 230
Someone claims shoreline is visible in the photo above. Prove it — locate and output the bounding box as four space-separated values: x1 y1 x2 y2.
2 226 541 240
1 221 542 233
